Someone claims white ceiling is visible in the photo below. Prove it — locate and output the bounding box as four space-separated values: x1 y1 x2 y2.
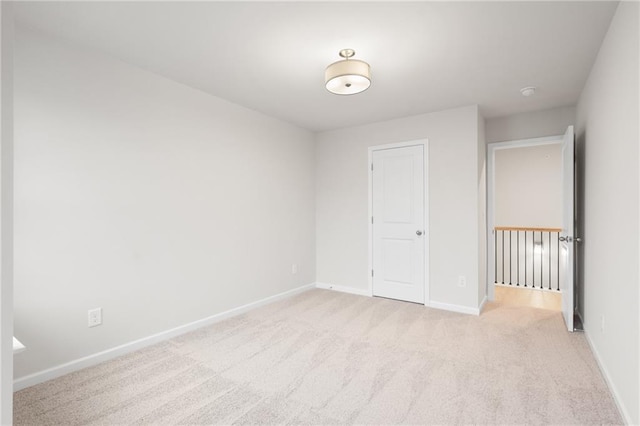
14 1 618 132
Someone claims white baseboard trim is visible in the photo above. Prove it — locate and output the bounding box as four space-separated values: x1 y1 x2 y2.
315 282 370 297
584 330 633 425
13 283 315 392
428 300 480 316
315 283 484 316
478 295 488 314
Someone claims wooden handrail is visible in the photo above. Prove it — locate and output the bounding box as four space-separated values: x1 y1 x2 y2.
495 226 562 232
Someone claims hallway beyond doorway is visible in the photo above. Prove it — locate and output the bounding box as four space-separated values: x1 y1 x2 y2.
495 285 561 311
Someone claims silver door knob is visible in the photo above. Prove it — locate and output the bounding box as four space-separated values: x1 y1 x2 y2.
416 230 423 236
559 236 582 243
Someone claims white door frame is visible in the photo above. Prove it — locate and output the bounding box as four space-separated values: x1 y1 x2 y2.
486 135 562 301
368 139 429 304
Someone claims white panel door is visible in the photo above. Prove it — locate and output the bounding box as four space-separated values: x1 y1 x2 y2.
560 125 575 332
372 145 425 303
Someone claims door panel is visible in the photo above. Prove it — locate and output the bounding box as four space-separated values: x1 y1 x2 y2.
382 157 414 223
560 125 575 332
372 145 425 304
382 238 414 284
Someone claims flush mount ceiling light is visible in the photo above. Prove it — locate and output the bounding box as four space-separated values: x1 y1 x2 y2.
325 49 371 95
520 86 536 97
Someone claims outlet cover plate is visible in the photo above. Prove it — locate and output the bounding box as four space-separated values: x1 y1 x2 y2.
88 308 102 328
458 276 467 287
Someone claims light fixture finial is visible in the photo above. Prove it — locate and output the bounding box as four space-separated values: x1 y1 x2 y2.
339 49 356 60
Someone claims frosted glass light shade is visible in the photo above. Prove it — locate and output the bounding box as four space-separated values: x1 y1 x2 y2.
325 59 371 95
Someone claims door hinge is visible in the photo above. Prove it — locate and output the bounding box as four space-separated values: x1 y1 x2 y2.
371 216 374 224
371 163 373 171
371 269 374 277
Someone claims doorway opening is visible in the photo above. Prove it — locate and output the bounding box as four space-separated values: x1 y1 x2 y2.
487 136 564 311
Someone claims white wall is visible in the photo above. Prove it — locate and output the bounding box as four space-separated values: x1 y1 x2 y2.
0 3 13 424
485 106 575 143
13 28 316 380
477 114 487 305
316 105 483 311
575 2 639 424
494 144 562 228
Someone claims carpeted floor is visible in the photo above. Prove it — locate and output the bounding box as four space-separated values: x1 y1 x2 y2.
14 289 622 425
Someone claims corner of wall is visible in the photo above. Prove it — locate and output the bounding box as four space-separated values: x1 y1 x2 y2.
477 109 487 307
0 2 14 424
13 29 318 382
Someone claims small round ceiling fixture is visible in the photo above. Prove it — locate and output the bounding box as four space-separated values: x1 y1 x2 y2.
520 86 536 97
325 49 371 95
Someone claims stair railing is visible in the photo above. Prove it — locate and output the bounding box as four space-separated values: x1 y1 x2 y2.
494 226 562 291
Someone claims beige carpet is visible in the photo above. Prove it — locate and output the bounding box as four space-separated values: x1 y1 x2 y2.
14 289 622 425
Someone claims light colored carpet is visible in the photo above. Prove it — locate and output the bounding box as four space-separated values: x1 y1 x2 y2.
14 289 622 425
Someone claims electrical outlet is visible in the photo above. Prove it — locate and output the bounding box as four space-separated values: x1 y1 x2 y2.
600 315 605 332
458 275 467 287
291 264 298 274
88 308 102 328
